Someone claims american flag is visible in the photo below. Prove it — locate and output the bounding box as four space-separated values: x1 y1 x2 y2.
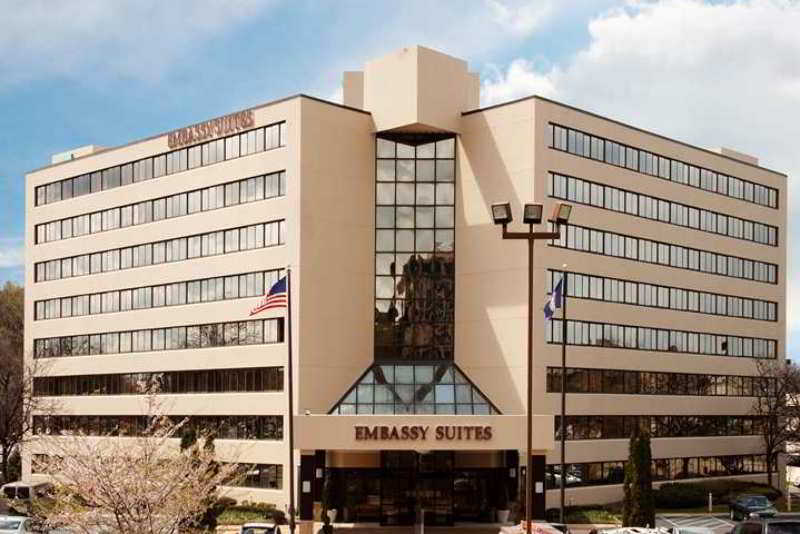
249 276 287 316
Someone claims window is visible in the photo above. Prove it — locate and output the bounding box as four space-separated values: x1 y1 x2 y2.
547 318 775 360
548 123 778 209
34 318 284 360
548 367 770 397
35 122 287 207
550 222 777 285
548 173 777 247
374 135 456 362
33 367 284 396
35 220 285 282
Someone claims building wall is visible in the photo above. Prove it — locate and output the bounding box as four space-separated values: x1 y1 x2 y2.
23 96 373 510
458 96 786 506
295 98 374 415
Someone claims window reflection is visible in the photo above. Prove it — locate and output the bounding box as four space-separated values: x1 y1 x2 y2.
546 454 771 489
374 135 456 362
331 363 497 415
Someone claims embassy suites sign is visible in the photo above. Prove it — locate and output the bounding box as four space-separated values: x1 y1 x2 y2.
167 109 255 149
355 424 493 442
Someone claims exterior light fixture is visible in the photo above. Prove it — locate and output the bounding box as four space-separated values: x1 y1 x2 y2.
550 202 573 225
523 204 544 225
491 202 513 225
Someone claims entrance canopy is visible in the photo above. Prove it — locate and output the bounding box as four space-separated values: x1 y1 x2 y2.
295 414 554 451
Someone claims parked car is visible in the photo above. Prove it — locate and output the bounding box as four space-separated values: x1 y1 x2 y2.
500 522 572 534
666 528 714 534
730 520 800 534
729 495 778 521
0 516 37 533
0 482 52 503
240 522 281 534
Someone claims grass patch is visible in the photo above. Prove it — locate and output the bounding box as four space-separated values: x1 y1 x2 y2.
218 508 271 525
563 507 621 524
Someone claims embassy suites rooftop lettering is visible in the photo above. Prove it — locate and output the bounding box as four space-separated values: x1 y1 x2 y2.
354 425 493 441
168 110 255 149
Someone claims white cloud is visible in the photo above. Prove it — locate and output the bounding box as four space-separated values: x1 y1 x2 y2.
485 0 555 37
0 0 273 86
482 58 557 104
0 240 24 269
481 0 800 353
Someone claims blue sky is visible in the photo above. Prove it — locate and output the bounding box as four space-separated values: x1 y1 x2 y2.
1 0 798 356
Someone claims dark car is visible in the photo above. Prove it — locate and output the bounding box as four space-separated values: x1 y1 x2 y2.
729 495 778 521
731 520 800 534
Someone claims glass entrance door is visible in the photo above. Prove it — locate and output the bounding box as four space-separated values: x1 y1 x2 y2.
380 451 454 526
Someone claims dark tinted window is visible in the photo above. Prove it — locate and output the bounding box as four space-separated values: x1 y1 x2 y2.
741 524 763 534
768 523 800 534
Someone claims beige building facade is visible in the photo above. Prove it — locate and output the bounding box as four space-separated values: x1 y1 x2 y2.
24 46 786 524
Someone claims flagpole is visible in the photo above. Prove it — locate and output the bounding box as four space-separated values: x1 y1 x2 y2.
286 267 296 534
559 267 568 523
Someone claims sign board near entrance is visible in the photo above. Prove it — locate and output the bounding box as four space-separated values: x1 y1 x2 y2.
355 424 493 441
294 415 555 451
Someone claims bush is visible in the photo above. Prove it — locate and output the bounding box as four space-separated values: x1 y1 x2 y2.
623 429 654 527
699 480 780 504
655 483 706 508
229 501 285 523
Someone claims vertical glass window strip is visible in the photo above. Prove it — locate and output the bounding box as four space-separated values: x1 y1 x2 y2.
374 135 456 362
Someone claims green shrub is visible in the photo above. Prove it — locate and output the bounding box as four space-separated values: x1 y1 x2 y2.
655 483 706 508
622 429 655 527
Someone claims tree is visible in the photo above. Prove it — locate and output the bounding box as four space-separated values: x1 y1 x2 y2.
0 282 35 483
622 426 655 527
751 359 800 488
32 398 243 534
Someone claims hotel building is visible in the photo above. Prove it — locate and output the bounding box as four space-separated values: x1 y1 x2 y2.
24 46 786 524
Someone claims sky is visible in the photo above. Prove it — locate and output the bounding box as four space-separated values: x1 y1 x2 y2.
0 0 797 355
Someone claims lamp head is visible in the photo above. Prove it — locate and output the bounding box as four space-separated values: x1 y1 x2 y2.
550 202 573 225
523 203 544 225
491 202 513 225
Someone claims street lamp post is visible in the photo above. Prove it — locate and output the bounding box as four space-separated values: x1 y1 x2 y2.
491 201 572 534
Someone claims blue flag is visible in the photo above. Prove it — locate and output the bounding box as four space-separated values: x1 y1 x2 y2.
543 277 564 320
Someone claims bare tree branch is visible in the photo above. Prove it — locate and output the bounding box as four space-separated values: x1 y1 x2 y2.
751 359 800 488
31 395 245 534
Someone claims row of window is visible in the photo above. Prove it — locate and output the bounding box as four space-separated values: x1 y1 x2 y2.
35 121 287 206
548 123 778 209
546 318 776 359
546 367 772 397
35 269 284 321
30 455 284 490
547 270 777 322
36 171 286 244
545 454 771 489
554 415 765 441
549 172 777 246
35 220 286 282
33 366 284 397
234 463 283 490
550 222 778 284
33 318 284 359
33 415 283 440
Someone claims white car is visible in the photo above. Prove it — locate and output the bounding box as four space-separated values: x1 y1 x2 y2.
0 516 37 533
240 522 281 534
